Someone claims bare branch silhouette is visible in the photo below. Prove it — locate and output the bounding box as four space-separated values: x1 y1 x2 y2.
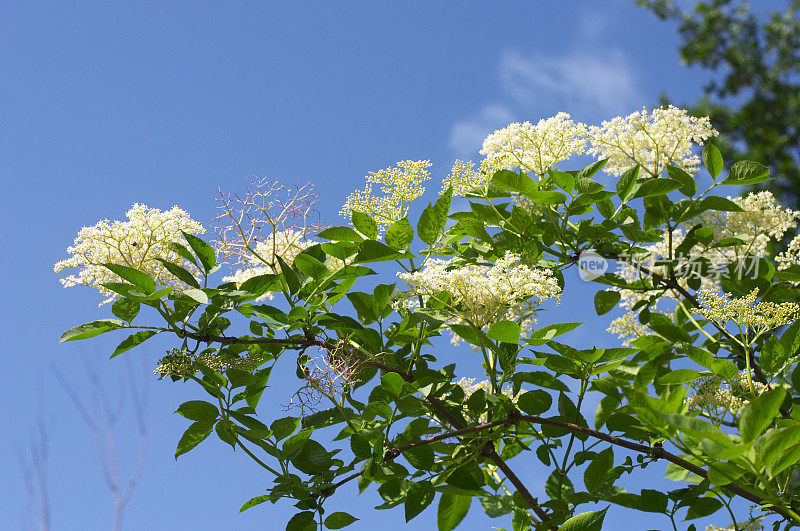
53 358 149 531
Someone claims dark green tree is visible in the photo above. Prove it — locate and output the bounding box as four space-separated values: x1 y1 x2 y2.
638 0 800 204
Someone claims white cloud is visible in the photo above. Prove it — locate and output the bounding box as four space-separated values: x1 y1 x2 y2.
447 104 513 156
500 48 641 118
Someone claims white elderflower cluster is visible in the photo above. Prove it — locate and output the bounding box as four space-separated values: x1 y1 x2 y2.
397 252 562 345
777 233 800 271
340 160 431 230
480 113 587 178
692 191 799 259
685 371 780 417
606 311 651 346
54 204 205 305
587 105 718 177
441 159 487 196
456 377 516 399
696 288 800 337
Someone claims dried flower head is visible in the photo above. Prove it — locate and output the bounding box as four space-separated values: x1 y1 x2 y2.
54 204 205 305
587 105 718 177
289 341 363 415
480 113 587 178
340 160 431 230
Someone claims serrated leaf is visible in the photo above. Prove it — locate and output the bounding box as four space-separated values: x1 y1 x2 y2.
405 481 435 522
594 290 620 315
111 298 140 323
110 330 159 358
351 211 378 240
318 226 364 242
437 493 470 531
517 390 552 415
487 320 521 344
60 319 125 342
616 164 640 201
324 512 359 529
723 160 771 185
560 507 608 531
182 232 216 273
385 217 414 249
175 400 219 422
155 258 200 288
175 420 214 458
760 335 787 376
665 165 696 196
632 178 680 198
739 387 786 442
239 494 269 513
702 143 723 178
287 511 317 531
103 263 156 294
584 448 613 492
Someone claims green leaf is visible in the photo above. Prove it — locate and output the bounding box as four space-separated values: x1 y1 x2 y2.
324 512 359 529
517 390 552 415
550 170 575 193
103 263 156 294
560 507 608 531
175 400 219 422
182 232 217 273
513 371 570 393
385 217 414 249
175 420 214 458
666 165 696 196
525 190 567 205
239 274 280 298
111 298 140 323
491 170 538 196
239 495 269 512
381 372 406 398
768 443 800 476
418 202 446 245
632 178 680 198
739 387 786 442
584 448 613 492
355 240 406 263
294 254 329 281
291 439 331 475
437 493 471 531
594 290 620 315
318 226 364 242
110 330 159 358
578 159 608 179
350 433 372 460
405 444 434 470
616 164 640 201
448 323 489 347
487 320 521 344
723 160 771 185
702 143 723 178
760 335 788 376
781 321 800 357
155 258 200 288
270 416 299 441
685 497 723 519
351 211 378 240
60 319 125 342
178 288 209 305
287 511 317 531
405 481 435 522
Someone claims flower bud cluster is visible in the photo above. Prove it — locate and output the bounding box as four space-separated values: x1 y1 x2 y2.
696 288 800 336
340 160 431 229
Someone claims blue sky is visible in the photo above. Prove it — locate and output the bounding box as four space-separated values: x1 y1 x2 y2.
1 1 740 529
